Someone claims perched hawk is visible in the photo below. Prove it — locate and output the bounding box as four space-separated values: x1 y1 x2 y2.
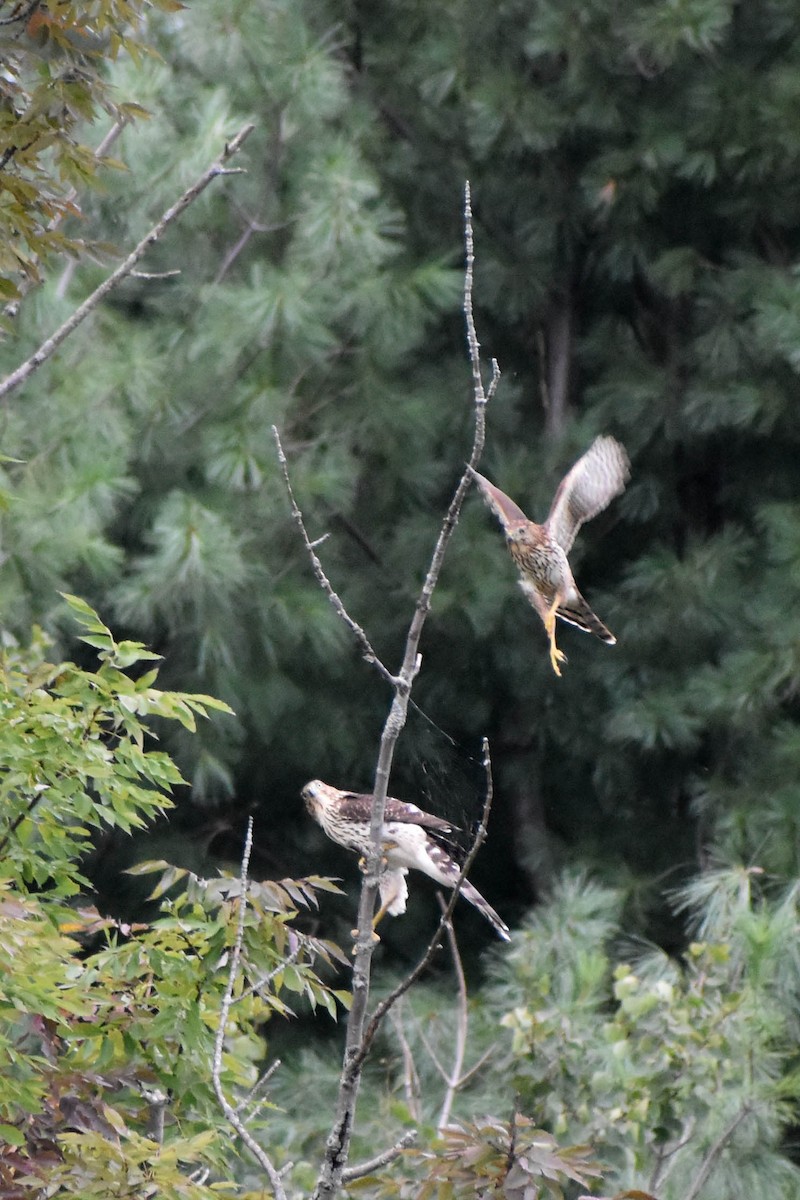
472 435 629 675
301 779 510 942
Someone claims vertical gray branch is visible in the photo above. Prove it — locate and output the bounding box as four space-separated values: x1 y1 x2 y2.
211 817 288 1200
311 183 499 1200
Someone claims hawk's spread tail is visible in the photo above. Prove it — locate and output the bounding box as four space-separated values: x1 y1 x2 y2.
518 579 616 646
556 590 616 645
459 879 511 942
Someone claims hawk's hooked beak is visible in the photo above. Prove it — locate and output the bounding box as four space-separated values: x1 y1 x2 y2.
301 780 322 815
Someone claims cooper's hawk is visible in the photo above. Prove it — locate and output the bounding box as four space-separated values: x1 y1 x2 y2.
472 435 629 676
301 779 510 941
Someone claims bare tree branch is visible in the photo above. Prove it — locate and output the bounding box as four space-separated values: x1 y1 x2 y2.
435 897 469 1134
342 1130 418 1182
389 1004 422 1123
648 1117 696 1194
235 1058 283 1119
319 739 498 1200
128 269 182 281
272 425 396 687
463 183 500 411
234 939 301 1005
211 816 288 1200
0 122 255 403
214 204 288 284
683 1106 752 1200
308 184 499 1200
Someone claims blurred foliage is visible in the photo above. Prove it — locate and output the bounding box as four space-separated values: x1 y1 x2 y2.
0 595 349 1197
482 871 800 1199
410 1115 602 1200
0 0 184 302
261 867 800 1198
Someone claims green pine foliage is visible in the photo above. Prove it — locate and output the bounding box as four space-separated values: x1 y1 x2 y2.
315 0 800 905
0 0 466 817
2 0 800 934
485 870 800 1199
4 1 800 1194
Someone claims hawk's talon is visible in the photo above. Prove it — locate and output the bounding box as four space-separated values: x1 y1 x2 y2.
543 600 566 678
351 927 381 951
549 643 567 677
357 853 389 873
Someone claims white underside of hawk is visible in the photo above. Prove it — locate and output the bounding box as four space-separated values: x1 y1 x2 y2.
301 779 510 941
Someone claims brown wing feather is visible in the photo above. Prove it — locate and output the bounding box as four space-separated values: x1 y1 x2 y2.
546 436 629 554
471 469 530 532
339 791 460 835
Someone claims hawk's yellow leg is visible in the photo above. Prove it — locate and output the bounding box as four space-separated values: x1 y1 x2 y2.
350 892 392 947
543 597 567 677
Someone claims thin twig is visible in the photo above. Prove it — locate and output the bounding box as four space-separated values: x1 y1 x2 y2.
51 116 131 303
234 941 301 1004
648 1117 696 1193
683 1105 752 1200
235 1058 283 1118
464 181 501 412
128 269 182 281
311 184 498 1200
452 1043 497 1089
272 426 395 686
415 1019 448 1083
211 817 287 1200
0 123 255 403
214 208 287 284
341 1129 418 1182
414 1008 494 1094
389 1004 422 1122
435 897 469 1133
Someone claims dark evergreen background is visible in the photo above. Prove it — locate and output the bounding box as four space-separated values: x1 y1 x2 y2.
7 4 800 1194
3 0 800 956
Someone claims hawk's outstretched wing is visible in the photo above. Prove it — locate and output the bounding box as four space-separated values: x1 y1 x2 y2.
546 435 629 554
470 469 530 533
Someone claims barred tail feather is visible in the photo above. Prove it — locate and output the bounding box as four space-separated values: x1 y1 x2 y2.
557 591 616 644
459 880 511 942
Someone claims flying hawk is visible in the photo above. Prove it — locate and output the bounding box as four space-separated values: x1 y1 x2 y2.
472 435 629 675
